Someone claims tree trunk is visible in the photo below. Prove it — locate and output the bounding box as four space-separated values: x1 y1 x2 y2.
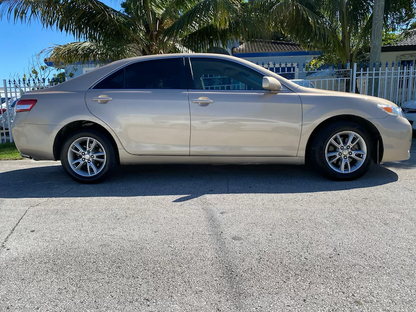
369 0 385 67
369 0 385 96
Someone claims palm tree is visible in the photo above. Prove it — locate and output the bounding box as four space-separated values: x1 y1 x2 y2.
254 0 414 64
0 0 254 64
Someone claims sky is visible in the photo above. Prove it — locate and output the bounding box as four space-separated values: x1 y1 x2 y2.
0 0 122 80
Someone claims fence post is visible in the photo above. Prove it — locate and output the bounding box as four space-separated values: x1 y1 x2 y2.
0 80 4 143
390 62 395 102
401 63 408 106
384 62 388 100
352 63 357 93
377 62 382 98
396 63 401 105
407 62 413 104
3 79 12 143
371 63 376 96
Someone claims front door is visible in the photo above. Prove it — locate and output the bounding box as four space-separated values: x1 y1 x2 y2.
85 57 190 155
188 57 302 156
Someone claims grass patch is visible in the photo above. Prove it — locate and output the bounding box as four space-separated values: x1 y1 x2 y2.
0 142 23 160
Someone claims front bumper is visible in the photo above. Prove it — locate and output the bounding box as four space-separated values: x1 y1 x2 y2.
372 115 412 163
404 112 416 130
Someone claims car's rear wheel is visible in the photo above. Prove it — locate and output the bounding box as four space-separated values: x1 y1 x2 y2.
310 122 374 180
61 130 117 183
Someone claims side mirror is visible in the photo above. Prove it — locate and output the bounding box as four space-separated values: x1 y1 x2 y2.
262 76 282 92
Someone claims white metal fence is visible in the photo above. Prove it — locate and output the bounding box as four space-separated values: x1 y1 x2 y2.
354 63 416 106
258 61 416 106
1 61 416 144
1 78 65 143
257 62 352 92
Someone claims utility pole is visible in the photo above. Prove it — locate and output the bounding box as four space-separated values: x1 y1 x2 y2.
369 0 386 68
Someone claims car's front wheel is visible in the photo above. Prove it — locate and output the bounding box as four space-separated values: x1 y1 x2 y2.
310 122 374 180
61 130 117 183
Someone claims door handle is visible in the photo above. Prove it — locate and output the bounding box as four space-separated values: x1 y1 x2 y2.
92 95 113 104
192 97 213 106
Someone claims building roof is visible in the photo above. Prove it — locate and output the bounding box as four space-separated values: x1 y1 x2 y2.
382 30 416 52
232 40 304 54
396 32 416 46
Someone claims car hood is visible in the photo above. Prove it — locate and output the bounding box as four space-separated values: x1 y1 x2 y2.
294 86 399 107
291 86 400 120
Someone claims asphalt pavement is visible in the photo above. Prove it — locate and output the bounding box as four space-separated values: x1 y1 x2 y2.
1 144 416 311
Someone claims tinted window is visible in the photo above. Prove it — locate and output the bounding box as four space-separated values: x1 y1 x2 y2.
94 68 124 89
94 58 185 89
189 58 263 90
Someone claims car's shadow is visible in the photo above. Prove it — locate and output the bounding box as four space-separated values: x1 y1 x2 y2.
0 162 399 201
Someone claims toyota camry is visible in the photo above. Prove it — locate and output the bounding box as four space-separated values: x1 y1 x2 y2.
12 54 412 183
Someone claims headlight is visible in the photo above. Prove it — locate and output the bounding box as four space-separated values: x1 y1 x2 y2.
377 104 403 117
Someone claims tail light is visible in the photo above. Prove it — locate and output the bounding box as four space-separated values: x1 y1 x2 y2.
16 99 37 113
0 108 5 114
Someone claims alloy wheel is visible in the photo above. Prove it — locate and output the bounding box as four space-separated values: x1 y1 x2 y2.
67 137 107 177
325 131 367 174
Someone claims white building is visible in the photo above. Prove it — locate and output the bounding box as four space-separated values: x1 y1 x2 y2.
381 32 416 67
44 60 105 78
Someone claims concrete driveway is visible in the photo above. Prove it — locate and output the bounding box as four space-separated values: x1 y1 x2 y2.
1 147 416 311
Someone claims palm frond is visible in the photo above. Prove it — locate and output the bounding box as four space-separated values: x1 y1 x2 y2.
164 0 241 40
1 1 134 42
350 14 373 63
43 41 141 65
180 24 234 52
255 0 347 61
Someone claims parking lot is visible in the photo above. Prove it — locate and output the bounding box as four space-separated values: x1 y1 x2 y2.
1 146 416 311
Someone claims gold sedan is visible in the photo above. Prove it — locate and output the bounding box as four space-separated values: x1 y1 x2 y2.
12 54 412 183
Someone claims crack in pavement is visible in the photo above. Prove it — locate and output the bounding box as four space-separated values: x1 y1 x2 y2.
0 185 80 252
200 196 246 311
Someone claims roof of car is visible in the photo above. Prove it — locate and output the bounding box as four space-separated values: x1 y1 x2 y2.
32 53 300 93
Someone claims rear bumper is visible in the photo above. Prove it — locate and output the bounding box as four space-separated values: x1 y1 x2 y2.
12 122 56 160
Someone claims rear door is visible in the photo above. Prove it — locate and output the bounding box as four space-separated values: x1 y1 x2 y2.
85 57 190 155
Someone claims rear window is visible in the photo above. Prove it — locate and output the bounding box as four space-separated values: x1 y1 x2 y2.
93 58 186 89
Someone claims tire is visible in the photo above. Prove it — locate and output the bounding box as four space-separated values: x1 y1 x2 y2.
310 121 374 181
61 130 117 183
